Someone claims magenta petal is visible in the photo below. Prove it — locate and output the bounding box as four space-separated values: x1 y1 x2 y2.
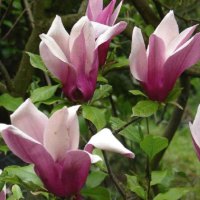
61 150 91 197
109 0 123 25
11 99 48 143
0 190 6 200
86 0 103 21
164 33 200 91
97 0 116 25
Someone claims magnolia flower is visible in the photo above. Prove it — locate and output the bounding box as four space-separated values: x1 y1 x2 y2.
86 0 127 66
0 99 134 198
129 10 200 102
40 16 124 102
0 170 6 200
189 105 200 160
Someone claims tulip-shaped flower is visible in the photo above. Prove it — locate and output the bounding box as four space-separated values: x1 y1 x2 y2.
189 105 200 160
0 99 134 198
86 0 127 66
129 10 200 102
0 170 6 200
40 16 123 102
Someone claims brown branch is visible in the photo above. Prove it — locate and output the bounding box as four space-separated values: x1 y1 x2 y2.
23 0 35 28
0 60 13 92
127 0 160 28
152 74 190 169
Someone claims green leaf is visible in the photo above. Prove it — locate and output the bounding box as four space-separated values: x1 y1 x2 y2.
97 75 108 83
126 175 146 199
26 52 47 72
151 170 168 186
129 90 147 97
165 87 182 102
30 85 59 103
110 117 142 143
82 105 106 131
86 171 107 188
132 100 159 117
1 165 44 191
0 93 23 111
81 187 111 200
0 145 9 154
153 187 190 200
140 135 168 160
7 185 23 200
91 84 112 102
104 58 129 72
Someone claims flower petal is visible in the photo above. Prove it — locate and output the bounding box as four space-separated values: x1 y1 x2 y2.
91 22 110 38
85 128 135 158
86 0 103 21
129 27 147 82
43 107 69 161
97 0 116 25
109 0 123 25
61 150 91 196
69 16 96 75
96 21 127 48
11 99 48 143
0 170 6 200
164 33 200 90
47 15 70 56
167 25 198 57
154 10 179 47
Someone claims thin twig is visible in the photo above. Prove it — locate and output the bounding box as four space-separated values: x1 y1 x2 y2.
0 0 14 27
109 95 118 117
103 151 127 200
0 60 13 91
113 117 141 135
2 1 34 40
23 0 35 28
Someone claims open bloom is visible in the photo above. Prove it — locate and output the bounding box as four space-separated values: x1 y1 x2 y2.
0 99 134 198
129 10 200 101
0 170 6 200
189 105 200 160
40 16 123 102
86 0 127 66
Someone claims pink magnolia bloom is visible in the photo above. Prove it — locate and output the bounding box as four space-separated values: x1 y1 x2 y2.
189 105 200 160
40 16 124 102
86 0 127 66
0 99 134 198
0 170 6 200
129 10 200 102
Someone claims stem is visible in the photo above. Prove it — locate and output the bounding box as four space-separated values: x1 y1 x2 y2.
113 117 141 135
102 151 127 200
145 118 151 200
152 75 190 169
0 60 13 92
109 94 118 117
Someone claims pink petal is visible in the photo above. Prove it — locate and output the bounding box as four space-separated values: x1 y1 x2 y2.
154 10 179 47
147 34 165 84
85 128 135 158
69 16 96 75
43 107 69 161
10 99 48 143
129 27 147 82
91 22 110 38
109 0 123 25
47 15 70 56
96 21 127 48
0 124 51 164
97 0 116 25
86 0 103 21
167 25 198 57
61 150 91 196
39 34 68 63
0 170 6 200
163 33 200 90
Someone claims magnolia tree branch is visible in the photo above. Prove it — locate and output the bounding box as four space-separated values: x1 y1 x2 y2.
152 75 190 169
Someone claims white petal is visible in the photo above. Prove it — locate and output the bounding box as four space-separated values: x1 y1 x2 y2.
86 128 135 158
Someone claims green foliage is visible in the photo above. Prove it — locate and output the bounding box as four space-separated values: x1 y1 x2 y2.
126 175 146 199
0 93 23 111
7 185 24 200
151 170 168 186
129 90 147 98
140 135 168 161
30 85 60 103
86 170 107 188
81 187 111 200
153 187 190 200
82 105 107 131
132 100 159 117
